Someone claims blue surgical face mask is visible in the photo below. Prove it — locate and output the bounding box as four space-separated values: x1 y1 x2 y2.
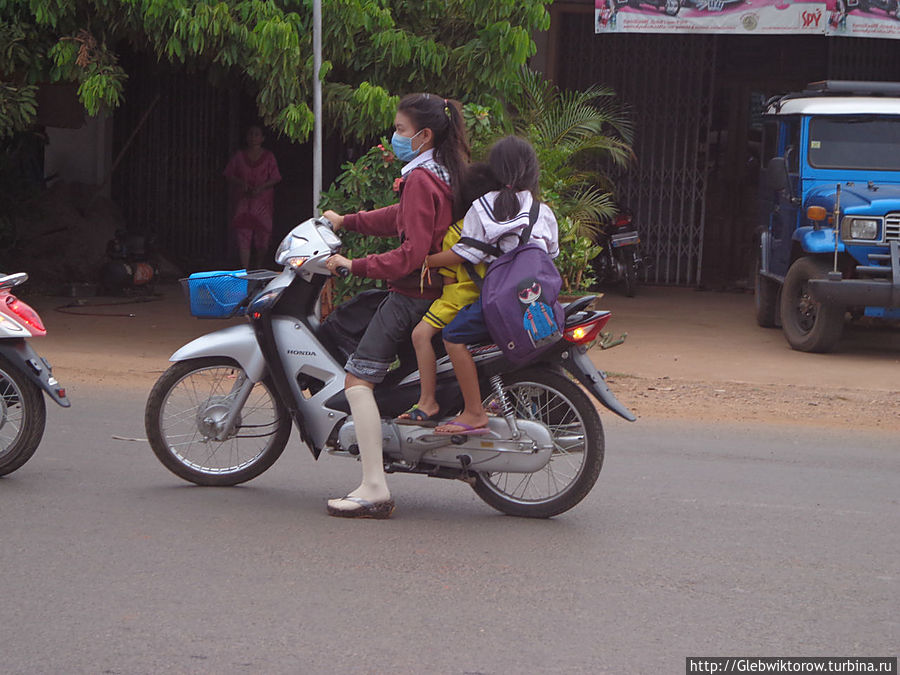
391 129 424 163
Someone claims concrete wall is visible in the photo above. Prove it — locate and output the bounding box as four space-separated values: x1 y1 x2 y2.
44 114 113 195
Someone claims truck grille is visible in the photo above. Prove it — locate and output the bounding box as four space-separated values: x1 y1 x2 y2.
885 214 900 241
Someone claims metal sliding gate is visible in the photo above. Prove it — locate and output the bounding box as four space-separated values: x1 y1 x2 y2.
554 19 716 286
827 37 900 80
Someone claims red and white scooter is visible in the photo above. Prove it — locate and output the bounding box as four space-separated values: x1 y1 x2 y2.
0 272 69 476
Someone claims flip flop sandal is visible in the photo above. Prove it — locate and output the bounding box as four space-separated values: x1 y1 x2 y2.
394 405 438 427
326 496 396 519
433 422 490 436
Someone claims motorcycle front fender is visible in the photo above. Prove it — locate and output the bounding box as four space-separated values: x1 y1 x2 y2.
0 339 70 407
564 347 636 422
170 323 267 382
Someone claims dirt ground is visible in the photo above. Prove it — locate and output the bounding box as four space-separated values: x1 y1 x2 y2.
24 282 900 433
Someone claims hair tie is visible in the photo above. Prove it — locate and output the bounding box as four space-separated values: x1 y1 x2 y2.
443 99 450 117
505 184 514 190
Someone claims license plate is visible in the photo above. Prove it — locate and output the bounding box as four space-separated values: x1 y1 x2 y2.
611 231 640 248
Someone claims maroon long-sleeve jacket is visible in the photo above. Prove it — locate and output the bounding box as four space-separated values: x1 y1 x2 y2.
344 167 453 301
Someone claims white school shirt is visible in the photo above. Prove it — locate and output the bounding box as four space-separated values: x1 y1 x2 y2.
451 191 560 264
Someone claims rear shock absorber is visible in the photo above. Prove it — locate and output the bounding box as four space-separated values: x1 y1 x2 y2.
489 374 520 439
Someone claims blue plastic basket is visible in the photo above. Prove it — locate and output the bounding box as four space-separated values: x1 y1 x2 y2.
182 270 249 318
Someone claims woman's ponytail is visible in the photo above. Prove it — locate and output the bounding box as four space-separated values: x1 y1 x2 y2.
438 99 470 217
397 94 470 213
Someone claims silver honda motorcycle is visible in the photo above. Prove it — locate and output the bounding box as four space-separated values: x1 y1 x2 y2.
144 216 635 517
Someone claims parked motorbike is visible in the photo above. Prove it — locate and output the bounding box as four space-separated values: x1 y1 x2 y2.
0 272 70 476
144 216 635 518
593 210 644 297
100 228 159 294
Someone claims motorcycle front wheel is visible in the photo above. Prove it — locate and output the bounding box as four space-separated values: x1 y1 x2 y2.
145 357 292 486
473 367 604 518
0 353 47 476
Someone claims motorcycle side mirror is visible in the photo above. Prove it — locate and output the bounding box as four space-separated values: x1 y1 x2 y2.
0 272 28 291
765 156 793 199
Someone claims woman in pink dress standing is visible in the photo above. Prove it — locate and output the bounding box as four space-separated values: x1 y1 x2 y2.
223 125 282 269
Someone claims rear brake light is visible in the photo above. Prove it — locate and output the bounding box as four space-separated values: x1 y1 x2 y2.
563 313 611 345
6 295 46 333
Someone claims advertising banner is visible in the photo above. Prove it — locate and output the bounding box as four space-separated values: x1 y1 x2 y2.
594 0 900 35
825 0 900 37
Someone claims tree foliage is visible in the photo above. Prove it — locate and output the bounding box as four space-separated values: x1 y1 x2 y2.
0 0 550 141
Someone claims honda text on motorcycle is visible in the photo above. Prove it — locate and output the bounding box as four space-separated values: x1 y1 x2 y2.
145 216 635 518
0 273 70 476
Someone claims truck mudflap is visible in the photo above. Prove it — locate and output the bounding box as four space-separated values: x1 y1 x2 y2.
564 347 636 422
808 241 900 308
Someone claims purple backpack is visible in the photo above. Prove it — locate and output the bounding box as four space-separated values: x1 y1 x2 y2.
460 200 564 366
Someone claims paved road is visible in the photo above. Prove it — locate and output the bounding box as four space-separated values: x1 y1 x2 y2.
2 386 897 674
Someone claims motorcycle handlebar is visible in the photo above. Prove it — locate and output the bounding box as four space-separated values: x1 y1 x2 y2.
317 215 336 231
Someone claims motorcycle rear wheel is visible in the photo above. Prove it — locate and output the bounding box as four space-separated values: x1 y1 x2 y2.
145 357 291 486
473 367 604 518
0 353 46 477
621 249 638 297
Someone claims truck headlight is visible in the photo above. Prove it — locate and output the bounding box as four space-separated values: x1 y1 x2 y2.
842 218 880 241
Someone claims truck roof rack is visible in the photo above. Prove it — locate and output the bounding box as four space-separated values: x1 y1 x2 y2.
766 80 900 112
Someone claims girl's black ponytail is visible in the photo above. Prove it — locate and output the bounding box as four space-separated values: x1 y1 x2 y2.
488 136 540 222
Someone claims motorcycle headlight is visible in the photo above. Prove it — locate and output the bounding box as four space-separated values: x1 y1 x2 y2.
275 234 310 265
275 232 294 264
842 218 880 241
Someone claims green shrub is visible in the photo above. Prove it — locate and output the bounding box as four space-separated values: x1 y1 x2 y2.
318 139 401 302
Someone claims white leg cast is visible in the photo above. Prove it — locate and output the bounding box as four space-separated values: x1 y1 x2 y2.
327 384 391 513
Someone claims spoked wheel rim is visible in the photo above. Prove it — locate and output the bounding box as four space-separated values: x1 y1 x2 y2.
159 365 283 476
479 379 589 506
0 368 26 459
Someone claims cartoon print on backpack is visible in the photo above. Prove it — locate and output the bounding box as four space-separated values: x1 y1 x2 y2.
517 278 560 347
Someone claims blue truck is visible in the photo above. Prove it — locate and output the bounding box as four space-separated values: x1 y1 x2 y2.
756 80 900 352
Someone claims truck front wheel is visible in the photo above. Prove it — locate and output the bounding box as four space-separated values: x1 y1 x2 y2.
780 257 845 353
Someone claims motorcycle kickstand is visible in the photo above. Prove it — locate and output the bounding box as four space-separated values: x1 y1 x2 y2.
489 374 521 440
455 453 476 485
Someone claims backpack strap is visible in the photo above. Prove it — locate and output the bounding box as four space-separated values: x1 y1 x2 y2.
460 199 542 289
518 199 541 246
457 236 501 258
463 261 483 289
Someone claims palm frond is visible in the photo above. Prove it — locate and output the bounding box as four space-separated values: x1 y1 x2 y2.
549 186 618 238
